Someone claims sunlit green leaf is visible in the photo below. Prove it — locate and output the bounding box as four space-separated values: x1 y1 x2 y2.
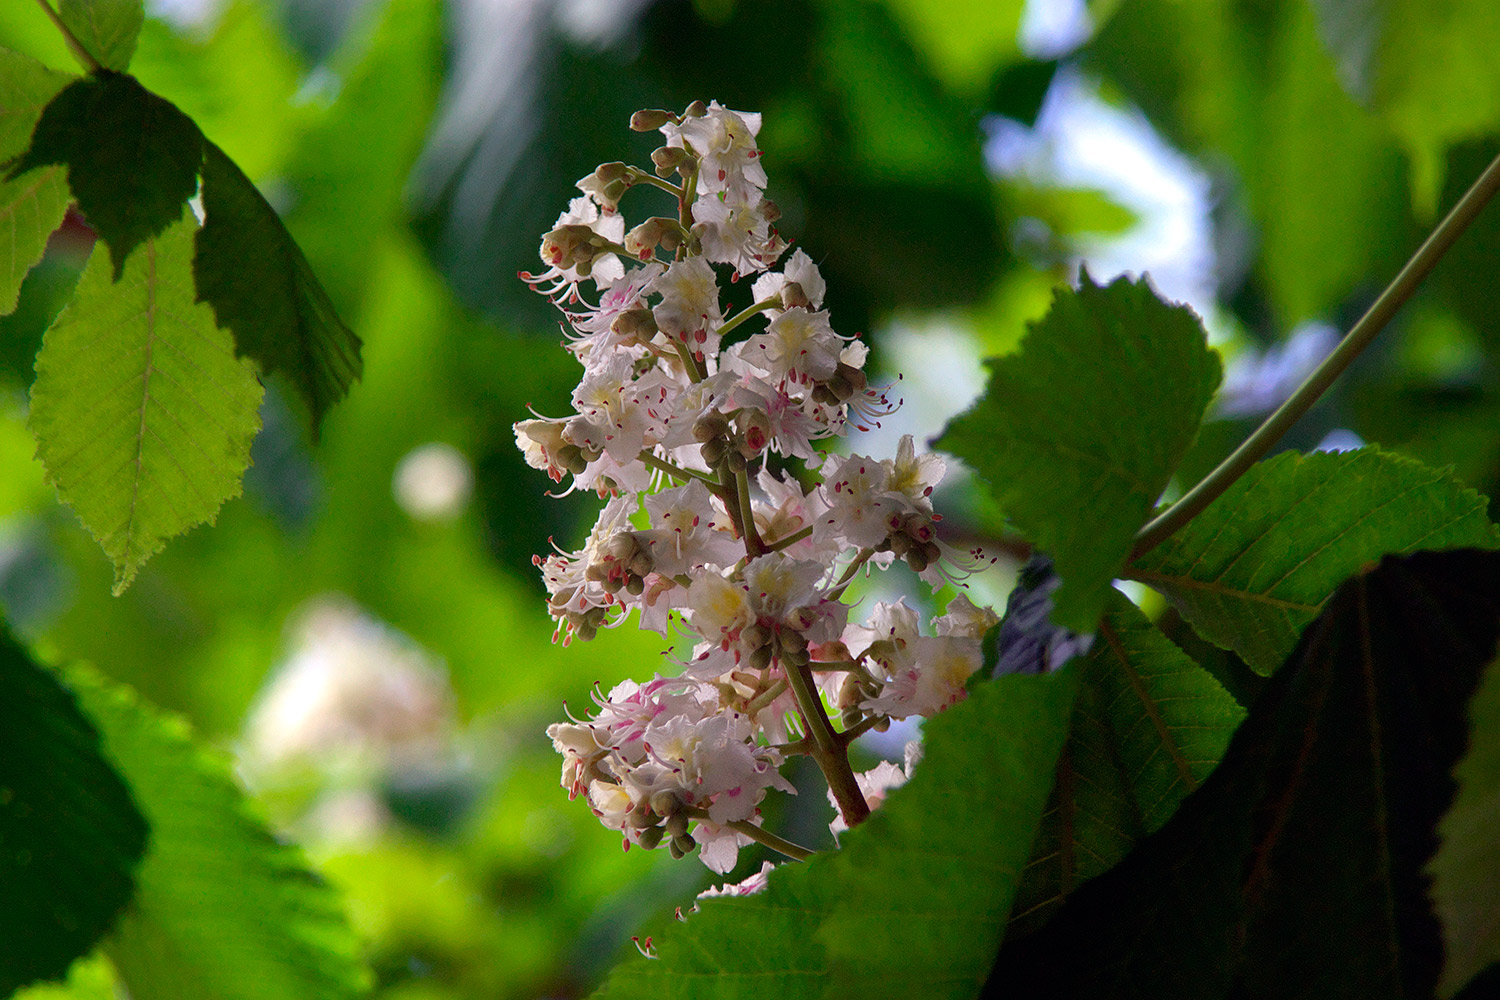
1009 592 1243 937
0 47 72 160
0 629 148 995
1130 448 1500 675
195 140 361 430
0 165 68 315
12 955 118 1000
880 0 1024 97
29 215 263 593
1431 653 1500 997
65 666 370 1000
940 273 1221 632
594 669 1079 999
11 72 202 278
57 0 143 72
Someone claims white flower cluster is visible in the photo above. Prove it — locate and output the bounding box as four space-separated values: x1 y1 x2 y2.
520 101 997 873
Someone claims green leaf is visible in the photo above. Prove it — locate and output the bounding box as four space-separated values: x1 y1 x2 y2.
1129 447 1499 675
28 215 263 593
594 669 1079 999
939 273 1221 632
69 666 370 1000
1431 653 1500 996
11 72 202 278
0 165 69 315
1313 0 1500 210
881 0 1024 97
0 47 73 160
1008 592 1244 937
58 0 144 72
284 0 443 311
0 628 148 995
988 549 1500 999
1091 0 1408 326
195 140 361 430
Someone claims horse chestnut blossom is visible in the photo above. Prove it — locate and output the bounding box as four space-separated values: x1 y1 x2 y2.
520 101 996 874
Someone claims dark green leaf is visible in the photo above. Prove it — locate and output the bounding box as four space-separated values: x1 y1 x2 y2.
939 273 1221 632
69 667 370 1000
195 141 361 430
29 216 263 593
1008 592 1243 937
58 0 144 72
594 669 1079 999
1431 654 1500 996
10 72 202 279
1130 447 1499 674
987 549 1500 1000
0 627 147 995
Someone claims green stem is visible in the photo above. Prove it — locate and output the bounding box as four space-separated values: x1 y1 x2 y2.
36 0 100 73
1131 148 1500 559
785 658 870 827
837 713 886 747
827 549 874 602
735 468 767 557
763 524 813 553
717 298 777 342
685 808 815 862
744 678 789 717
671 339 705 382
626 167 683 199
638 450 722 492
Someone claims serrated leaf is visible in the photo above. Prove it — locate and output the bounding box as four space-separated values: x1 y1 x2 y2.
1008 592 1243 938
69 667 370 1000
1129 447 1499 675
0 628 148 995
939 273 1221 632
0 48 73 160
58 0 144 72
1430 654 1500 996
987 549 1500 1000
593 669 1079 1000
0 165 68 315
10 72 202 278
28 215 263 593
195 141 361 430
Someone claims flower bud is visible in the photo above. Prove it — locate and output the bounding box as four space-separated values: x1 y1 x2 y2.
630 108 673 131
725 449 747 474
748 644 774 672
759 198 782 224
652 146 689 177
595 161 630 182
780 280 811 310
625 575 646 596
683 100 708 117
905 547 930 573
700 436 729 466
837 674 862 710
741 623 770 649
539 224 598 268
636 825 665 850
628 551 654 579
611 308 658 343
692 412 730 443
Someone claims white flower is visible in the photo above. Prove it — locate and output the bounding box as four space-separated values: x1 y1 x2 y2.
741 308 844 383
666 102 768 201
698 861 776 899
650 257 724 358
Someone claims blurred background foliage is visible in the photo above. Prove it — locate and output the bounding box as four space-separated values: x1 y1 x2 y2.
5 0 1500 997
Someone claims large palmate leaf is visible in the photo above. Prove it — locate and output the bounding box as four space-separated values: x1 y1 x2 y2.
70 667 369 1000
58 0 144 73
1129 447 1499 674
1008 592 1243 937
196 141 361 430
0 628 147 995
11 71 202 278
0 48 72 159
987 549 1500 1000
1430 654 1500 996
28 216 263 592
593 669 1079 1000
940 273 1221 632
